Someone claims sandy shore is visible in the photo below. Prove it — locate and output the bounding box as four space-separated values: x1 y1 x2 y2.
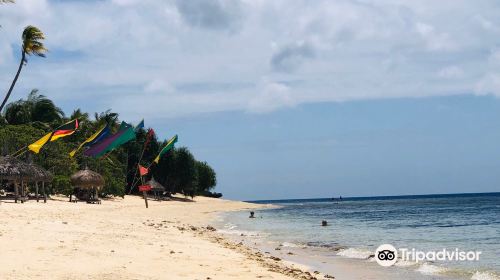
0 195 327 280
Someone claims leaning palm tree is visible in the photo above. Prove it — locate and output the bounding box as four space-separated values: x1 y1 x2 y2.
4 89 63 128
0 25 47 113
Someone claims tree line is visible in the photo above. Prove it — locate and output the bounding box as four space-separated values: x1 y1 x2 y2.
0 90 219 198
0 6 218 198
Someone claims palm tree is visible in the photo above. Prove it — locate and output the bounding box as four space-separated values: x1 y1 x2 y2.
94 110 119 128
4 89 64 128
0 25 47 113
26 89 64 125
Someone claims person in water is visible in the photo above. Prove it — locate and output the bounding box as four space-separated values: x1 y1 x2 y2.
249 211 255 218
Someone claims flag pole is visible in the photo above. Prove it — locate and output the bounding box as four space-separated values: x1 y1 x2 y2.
13 148 28 158
128 129 153 194
10 145 28 157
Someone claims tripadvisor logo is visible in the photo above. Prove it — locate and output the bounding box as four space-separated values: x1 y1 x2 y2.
375 244 482 267
375 244 398 267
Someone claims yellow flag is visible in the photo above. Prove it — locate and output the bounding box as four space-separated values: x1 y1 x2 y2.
28 133 52 154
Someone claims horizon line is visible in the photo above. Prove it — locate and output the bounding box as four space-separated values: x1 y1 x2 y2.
246 191 500 202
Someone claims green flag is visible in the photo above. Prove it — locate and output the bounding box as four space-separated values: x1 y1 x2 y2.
154 134 178 163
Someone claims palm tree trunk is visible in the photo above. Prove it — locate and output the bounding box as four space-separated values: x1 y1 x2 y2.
0 50 25 113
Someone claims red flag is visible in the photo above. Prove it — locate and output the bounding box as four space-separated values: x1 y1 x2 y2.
138 164 149 176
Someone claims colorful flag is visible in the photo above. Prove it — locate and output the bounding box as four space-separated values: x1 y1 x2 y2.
154 134 178 163
50 119 79 141
28 133 52 154
135 119 144 132
138 164 149 176
84 122 136 158
28 119 79 153
69 125 110 157
119 121 132 131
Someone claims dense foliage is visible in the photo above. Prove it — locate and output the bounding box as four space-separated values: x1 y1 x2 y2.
0 90 218 198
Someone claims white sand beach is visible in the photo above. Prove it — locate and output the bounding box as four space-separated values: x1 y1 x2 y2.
0 196 325 280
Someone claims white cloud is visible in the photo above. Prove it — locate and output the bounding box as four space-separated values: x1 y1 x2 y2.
144 79 175 94
437 66 463 79
0 0 499 120
475 74 500 96
248 80 295 113
415 22 457 51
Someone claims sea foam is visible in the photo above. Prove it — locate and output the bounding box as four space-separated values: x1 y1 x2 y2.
416 263 447 275
336 248 373 259
471 271 500 280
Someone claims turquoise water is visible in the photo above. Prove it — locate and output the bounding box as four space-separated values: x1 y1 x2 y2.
217 193 500 279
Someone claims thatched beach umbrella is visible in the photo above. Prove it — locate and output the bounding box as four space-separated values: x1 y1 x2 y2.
28 163 52 203
0 156 51 203
70 168 104 204
146 177 165 200
146 177 165 192
0 156 32 181
28 163 53 182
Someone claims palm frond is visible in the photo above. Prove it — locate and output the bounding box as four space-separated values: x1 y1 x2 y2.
22 25 47 58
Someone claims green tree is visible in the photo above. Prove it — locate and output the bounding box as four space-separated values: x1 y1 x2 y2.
4 89 64 128
94 110 119 128
195 161 217 193
173 147 197 197
0 26 47 113
0 124 78 194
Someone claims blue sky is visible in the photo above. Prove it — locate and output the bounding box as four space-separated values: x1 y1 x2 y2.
1 0 500 199
172 95 500 200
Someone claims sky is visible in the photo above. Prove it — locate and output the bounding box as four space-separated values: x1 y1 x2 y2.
1 0 500 200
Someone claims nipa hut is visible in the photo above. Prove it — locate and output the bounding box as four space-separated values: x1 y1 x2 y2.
145 177 166 200
70 168 104 204
0 156 52 203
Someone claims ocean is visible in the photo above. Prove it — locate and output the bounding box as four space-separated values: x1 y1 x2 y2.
216 192 500 280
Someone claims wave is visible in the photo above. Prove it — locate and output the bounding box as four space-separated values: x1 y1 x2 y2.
281 242 302 248
223 222 238 230
217 229 263 237
471 271 500 280
305 241 346 251
415 263 447 275
394 259 417 267
336 248 374 259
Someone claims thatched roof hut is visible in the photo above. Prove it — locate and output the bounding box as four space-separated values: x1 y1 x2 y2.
0 156 37 181
146 177 165 191
28 163 53 182
0 156 52 203
70 168 104 190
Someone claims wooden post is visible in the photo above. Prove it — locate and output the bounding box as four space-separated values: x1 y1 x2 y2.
143 190 149 208
36 182 39 202
20 180 24 203
14 182 18 203
42 182 47 203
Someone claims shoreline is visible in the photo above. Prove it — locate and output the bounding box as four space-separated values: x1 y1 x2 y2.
214 205 500 280
0 195 326 279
